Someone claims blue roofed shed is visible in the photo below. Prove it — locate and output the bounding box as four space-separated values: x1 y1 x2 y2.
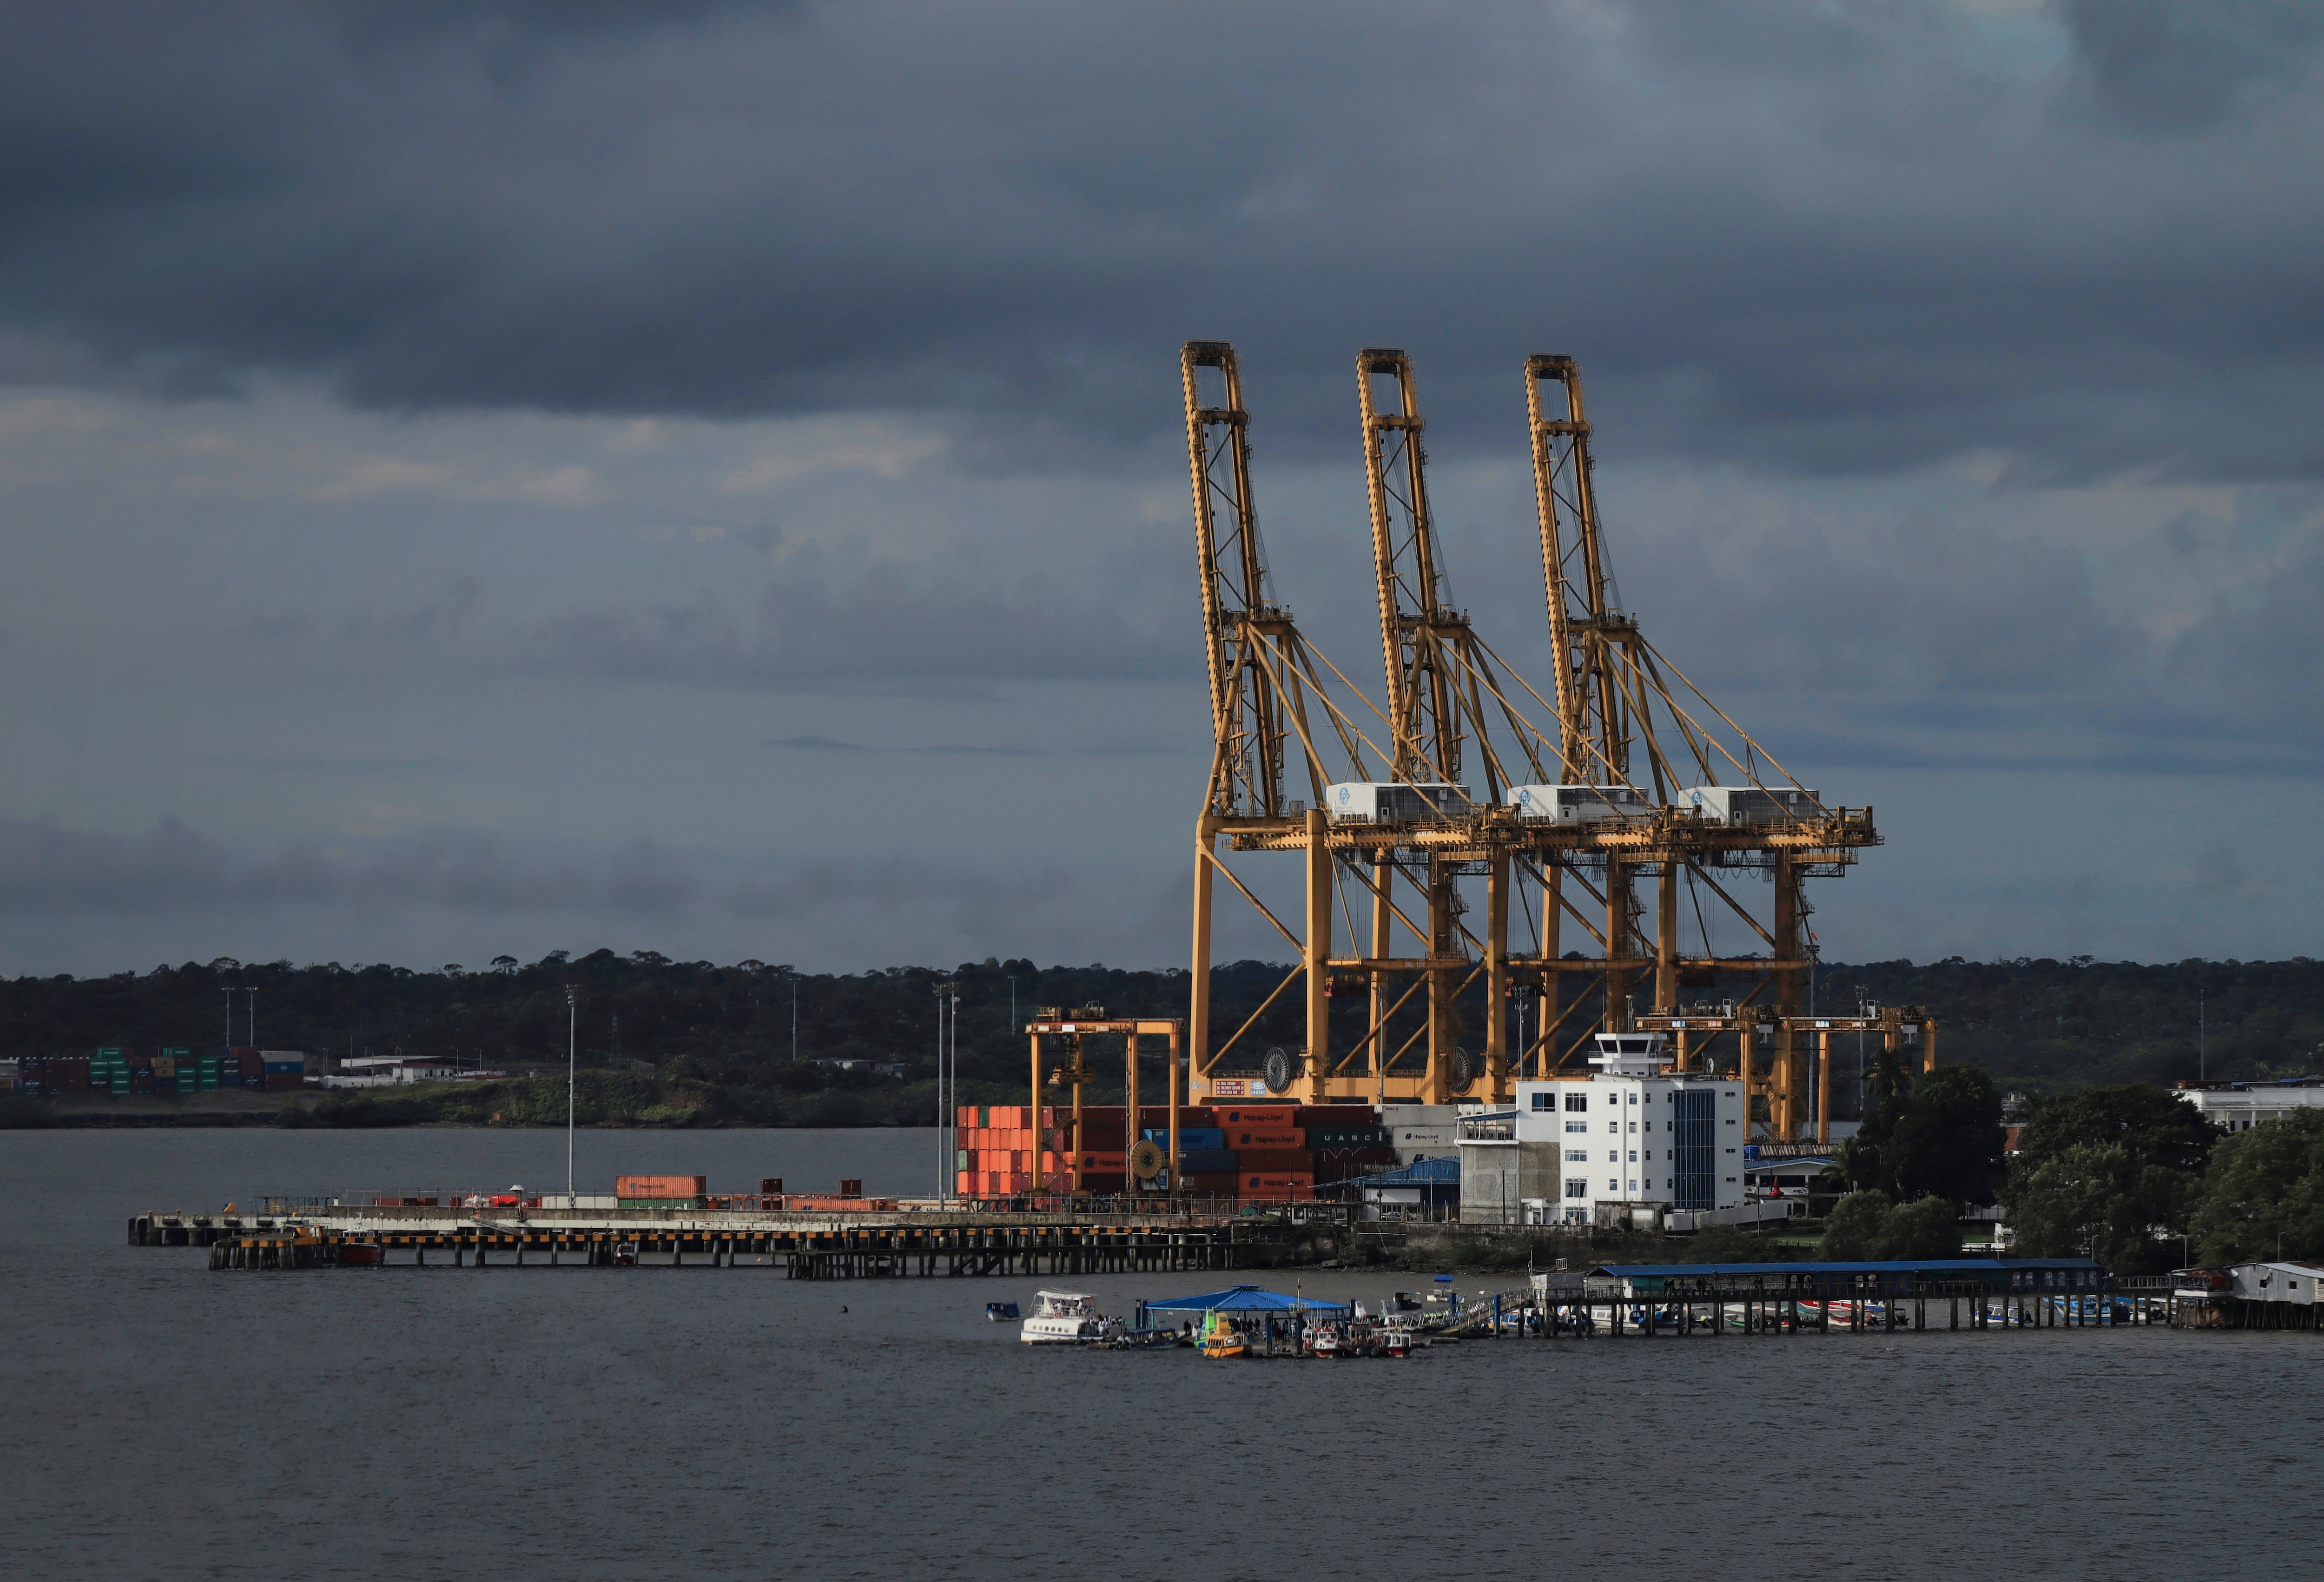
1143 1284 1350 1317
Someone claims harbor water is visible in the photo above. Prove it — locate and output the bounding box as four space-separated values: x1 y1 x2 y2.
4 1127 2320 1580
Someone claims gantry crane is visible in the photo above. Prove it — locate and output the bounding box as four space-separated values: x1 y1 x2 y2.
1179 342 1934 1140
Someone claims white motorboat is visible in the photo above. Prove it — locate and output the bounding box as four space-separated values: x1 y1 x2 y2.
1020 1289 1103 1344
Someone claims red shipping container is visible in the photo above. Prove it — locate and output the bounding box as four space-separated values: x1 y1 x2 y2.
1235 1148 1316 1171
1228 1128 1306 1148
1215 1106 1297 1126
264 1072 304 1092
1291 1106 1381 1126
1182 1172 1240 1196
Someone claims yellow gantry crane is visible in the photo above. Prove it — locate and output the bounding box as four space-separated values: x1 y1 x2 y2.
1180 342 1936 1143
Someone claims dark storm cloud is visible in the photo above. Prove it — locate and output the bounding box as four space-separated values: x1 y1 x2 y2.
4 2 2322 480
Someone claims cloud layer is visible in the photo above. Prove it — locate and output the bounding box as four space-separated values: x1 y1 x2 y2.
4 2 2322 479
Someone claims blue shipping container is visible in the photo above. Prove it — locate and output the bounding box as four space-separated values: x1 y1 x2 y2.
262 1062 303 1073
1144 1128 1226 1151
1175 1149 1239 1174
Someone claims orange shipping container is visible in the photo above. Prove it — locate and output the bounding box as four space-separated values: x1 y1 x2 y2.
615 1174 706 1197
1215 1106 1297 1127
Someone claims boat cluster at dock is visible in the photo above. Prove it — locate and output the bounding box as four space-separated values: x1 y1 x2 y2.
1006 1286 1445 1357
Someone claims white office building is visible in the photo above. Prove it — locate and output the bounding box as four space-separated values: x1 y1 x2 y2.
2176 1079 2324 1132
1458 1033 1748 1227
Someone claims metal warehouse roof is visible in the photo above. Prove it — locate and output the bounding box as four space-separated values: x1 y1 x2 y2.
1334 1156 1461 1187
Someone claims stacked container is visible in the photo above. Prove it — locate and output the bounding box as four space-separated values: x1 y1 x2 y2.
230 1047 263 1089
954 1101 1398 1203
259 1052 305 1092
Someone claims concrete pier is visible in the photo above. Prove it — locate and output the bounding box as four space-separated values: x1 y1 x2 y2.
135 1206 1276 1278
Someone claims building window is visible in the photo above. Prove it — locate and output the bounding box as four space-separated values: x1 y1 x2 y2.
1627 1093 1638 1105
1607 1151 1617 1162
1565 1178 1589 1199
1565 1120 1588 1133
1627 1151 1637 1162
1607 1121 1618 1133
1608 1180 1618 1192
1627 1121 1636 1132
1565 1093 1588 1112
1626 1180 1637 1192
1531 1092 1552 1112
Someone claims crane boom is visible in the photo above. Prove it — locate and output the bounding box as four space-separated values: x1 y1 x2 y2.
1184 341 1296 817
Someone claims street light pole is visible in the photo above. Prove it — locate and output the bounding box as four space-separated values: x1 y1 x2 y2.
564 985 578 1200
245 987 257 1049
222 987 235 1052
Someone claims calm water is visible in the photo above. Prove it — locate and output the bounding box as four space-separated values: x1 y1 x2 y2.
3 1126 2318 1581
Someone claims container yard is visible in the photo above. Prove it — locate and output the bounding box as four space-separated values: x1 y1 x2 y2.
12 1047 304 1095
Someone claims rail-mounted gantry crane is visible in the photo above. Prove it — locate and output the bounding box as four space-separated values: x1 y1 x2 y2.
1179 341 1936 1143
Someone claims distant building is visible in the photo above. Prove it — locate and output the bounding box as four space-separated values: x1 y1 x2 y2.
1458 1033 1748 1228
2175 1078 2324 1132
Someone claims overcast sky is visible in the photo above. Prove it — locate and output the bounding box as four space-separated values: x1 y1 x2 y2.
4 0 2321 976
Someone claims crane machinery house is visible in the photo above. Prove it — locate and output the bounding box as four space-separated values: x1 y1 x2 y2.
1683 786 1824 825
1324 782 1471 823
1504 784 1655 821
1456 1033 1746 1228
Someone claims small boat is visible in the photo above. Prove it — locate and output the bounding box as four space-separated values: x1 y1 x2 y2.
1020 1290 1103 1344
339 1242 382 1266
1310 1324 1344 1358
1197 1311 1249 1358
986 1301 1021 1322
1380 1326 1413 1357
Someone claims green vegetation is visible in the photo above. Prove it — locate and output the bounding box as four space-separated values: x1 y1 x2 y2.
2188 1110 2324 1265
2000 1084 2216 1273
1673 1223 1800 1263
1838 1063 2007 1205
1818 1190 1962 1260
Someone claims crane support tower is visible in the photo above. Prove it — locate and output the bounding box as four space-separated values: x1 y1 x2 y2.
1178 343 1934 1141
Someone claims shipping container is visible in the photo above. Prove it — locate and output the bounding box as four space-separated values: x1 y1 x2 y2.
262 1062 303 1074
176 1070 198 1094
1175 1149 1238 1175
615 1174 707 1197
1228 1128 1306 1148
1308 1126 1392 1148
1215 1106 1296 1127
131 1071 156 1093
1142 1127 1226 1150
616 1197 708 1209
1290 1106 1380 1126
1235 1148 1315 1172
